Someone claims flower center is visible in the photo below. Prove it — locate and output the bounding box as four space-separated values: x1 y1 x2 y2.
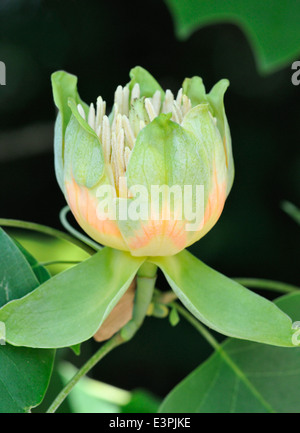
77 84 192 196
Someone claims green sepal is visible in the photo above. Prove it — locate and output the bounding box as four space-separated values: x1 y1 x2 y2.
0 248 145 348
169 307 180 327
151 249 296 347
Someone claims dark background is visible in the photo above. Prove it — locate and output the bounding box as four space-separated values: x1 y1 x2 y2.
0 0 299 402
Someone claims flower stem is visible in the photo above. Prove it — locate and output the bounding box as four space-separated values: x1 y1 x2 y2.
59 206 103 252
170 301 220 351
38 260 82 267
46 333 125 413
47 261 158 414
121 262 157 340
0 218 95 255
233 278 300 294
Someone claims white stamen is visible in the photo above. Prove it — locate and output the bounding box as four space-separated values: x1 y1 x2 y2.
102 115 111 163
122 115 135 149
176 88 183 106
122 87 129 117
124 146 131 169
77 104 86 120
96 124 101 139
96 96 106 131
115 113 123 136
84 83 193 198
172 101 182 123
162 89 174 113
145 98 156 122
131 83 140 103
111 103 119 131
182 95 192 116
152 90 161 115
88 103 95 129
111 132 119 183
116 129 125 176
114 85 123 113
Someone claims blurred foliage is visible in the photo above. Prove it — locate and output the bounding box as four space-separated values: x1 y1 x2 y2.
281 201 300 226
164 0 300 73
57 362 160 413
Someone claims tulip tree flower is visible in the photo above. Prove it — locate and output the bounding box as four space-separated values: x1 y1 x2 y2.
0 67 297 355
52 67 234 257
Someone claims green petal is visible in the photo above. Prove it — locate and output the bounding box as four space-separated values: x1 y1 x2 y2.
51 71 90 190
64 98 105 188
53 113 64 191
151 249 295 347
181 103 226 182
127 113 211 193
128 66 164 99
51 71 87 135
207 79 234 195
182 76 208 107
117 113 218 253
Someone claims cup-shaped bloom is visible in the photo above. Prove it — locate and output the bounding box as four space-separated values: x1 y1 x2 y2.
51 67 234 256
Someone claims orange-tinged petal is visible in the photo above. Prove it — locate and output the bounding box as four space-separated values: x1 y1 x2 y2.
65 177 129 251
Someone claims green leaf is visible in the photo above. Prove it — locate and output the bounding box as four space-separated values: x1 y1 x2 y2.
0 248 144 348
164 0 300 73
151 249 296 347
0 227 39 307
0 345 55 413
0 228 55 413
128 66 164 99
159 293 300 413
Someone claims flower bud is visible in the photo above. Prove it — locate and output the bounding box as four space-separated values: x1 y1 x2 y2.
51 67 234 256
